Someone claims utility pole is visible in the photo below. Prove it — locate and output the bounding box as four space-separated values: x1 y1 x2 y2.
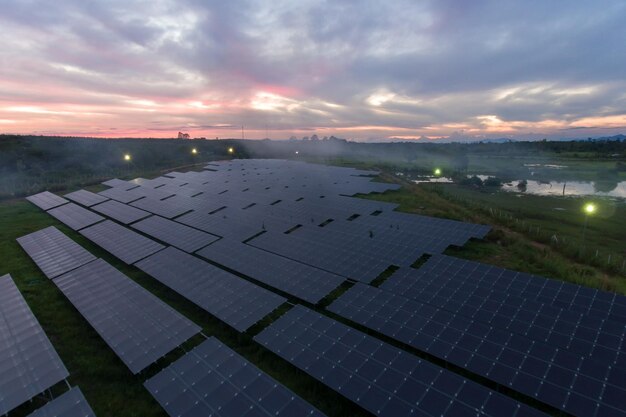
241 125 244 140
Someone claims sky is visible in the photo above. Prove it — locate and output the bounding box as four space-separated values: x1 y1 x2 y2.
1 0 625 141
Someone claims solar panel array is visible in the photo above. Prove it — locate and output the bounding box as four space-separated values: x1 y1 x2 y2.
382 255 626 367
197 238 345 303
388 254 626 322
249 231 390 283
97 186 146 204
27 387 96 417
136 247 286 331
145 337 326 417
17 226 97 279
26 191 68 211
130 196 193 219
328 283 626 417
132 215 219 253
255 305 546 417
47 202 104 231
54 259 201 374
64 189 109 207
0 274 69 415
80 220 164 264
91 199 151 224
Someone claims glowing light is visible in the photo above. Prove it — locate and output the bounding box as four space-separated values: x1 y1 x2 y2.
295 150 299 155
124 154 131 161
434 168 442 176
366 91 396 106
191 148 198 155
583 203 596 214
228 147 234 154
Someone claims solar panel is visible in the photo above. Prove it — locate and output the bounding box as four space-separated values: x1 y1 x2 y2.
0 274 69 415
130 196 192 219
64 189 109 207
27 387 96 417
91 200 151 224
145 337 326 417
396 254 626 323
328 283 626 417
47 203 104 231
17 226 97 279
135 247 285 332
97 186 145 204
102 178 131 188
80 220 164 264
54 259 201 374
196 239 344 304
383 265 626 368
26 191 68 211
383 257 626 358
249 231 390 283
255 305 546 417
176 208 284 241
132 215 219 252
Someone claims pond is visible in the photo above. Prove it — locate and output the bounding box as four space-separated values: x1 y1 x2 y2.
501 179 626 198
411 176 626 198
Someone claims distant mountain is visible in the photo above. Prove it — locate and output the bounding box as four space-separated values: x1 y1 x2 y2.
385 134 625 144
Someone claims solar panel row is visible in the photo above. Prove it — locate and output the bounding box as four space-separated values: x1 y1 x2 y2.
91 199 151 224
130 196 193 219
17 226 97 279
328 283 625 417
132 215 219 253
382 257 626 356
26 191 69 211
80 220 165 264
0 274 69 415
27 387 96 417
136 247 286 332
249 231 390 283
47 202 104 231
54 259 201 374
382 258 626 364
196 238 345 304
64 189 109 207
255 305 547 417
399 254 626 322
145 337 326 417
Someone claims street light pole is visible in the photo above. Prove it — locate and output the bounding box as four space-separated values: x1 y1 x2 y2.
581 203 596 249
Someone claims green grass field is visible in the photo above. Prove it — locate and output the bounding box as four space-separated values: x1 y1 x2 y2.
359 174 626 294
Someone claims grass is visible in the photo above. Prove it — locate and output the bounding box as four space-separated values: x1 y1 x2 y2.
359 174 626 294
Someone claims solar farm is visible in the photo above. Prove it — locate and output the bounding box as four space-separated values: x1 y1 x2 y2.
2 159 625 417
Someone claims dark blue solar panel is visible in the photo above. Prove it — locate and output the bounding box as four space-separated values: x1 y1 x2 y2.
196 238 344 303
328 283 625 417
255 305 547 417
382 261 626 367
0 274 69 415
145 337 326 417
135 247 286 332
27 387 96 417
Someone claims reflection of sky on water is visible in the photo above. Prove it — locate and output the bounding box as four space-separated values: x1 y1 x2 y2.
412 176 453 183
411 175 626 199
502 180 626 198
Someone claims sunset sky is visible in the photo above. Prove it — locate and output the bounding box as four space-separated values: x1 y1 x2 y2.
1 1 625 141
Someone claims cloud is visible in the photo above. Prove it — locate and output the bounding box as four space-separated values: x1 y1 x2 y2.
0 0 625 139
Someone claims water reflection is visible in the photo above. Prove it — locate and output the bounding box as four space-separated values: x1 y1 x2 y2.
501 180 626 198
411 176 626 198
